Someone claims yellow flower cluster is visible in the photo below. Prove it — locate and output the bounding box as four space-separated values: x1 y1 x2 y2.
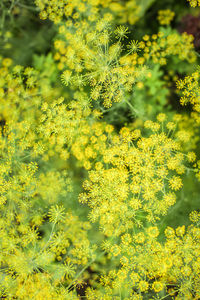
35 0 196 110
187 0 200 6
0 123 95 298
176 71 200 112
54 18 196 108
157 9 175 25
94 221 200 299
14 273 79 299
175 114 200 151
55 20 146 107
38 96 112 167
35 0 141 25
109 0 141 25
79 114 195 237
0 60 97 298
140 31 196 65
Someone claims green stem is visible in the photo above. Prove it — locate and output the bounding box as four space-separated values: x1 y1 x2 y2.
125 99 140 116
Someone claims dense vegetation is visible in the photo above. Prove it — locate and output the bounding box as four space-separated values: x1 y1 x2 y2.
0 0 200 299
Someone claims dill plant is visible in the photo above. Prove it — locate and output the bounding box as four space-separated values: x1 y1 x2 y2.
0 0 200 299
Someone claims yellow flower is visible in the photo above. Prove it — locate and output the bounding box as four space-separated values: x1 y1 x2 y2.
169 176 183 191
157 10 175 25
165 226 175 238
152 281 164 293
139 280 149 292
